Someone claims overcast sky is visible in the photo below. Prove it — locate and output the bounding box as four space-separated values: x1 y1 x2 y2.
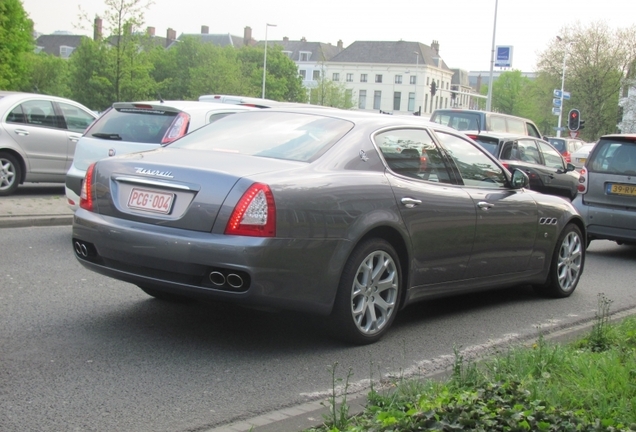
21 0 635 72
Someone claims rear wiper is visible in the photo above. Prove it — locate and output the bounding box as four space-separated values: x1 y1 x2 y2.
92 133 122 140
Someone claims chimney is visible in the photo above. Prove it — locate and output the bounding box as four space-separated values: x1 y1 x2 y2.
166 28 176 47
243 26 252 46
337 39 343 49
283 36 289 42
201 25 209 34
93 17 102 41
431 40 440 55
301 36 306 42
147 26 155 37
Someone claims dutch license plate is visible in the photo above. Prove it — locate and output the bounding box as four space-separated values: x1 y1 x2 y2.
577 158 586 164
607 183 636 197
127 188 174 214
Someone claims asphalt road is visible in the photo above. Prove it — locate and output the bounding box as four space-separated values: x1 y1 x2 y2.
1 225 635 432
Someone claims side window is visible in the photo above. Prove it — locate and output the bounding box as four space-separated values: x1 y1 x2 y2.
375 129 451 183
517 139 542 164
57 102 95 133
538 141 565 169
526 122 541 138
22 100 57 128
489 115 507 132
435 131 506 188
506 118 525 134
6 104 26 124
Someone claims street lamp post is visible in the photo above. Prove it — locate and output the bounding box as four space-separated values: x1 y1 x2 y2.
486 0 498 112
414 51 419 114
556 36 569 138
262 23 277 99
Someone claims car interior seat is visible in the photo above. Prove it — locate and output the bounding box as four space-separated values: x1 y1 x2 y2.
27 108 47 125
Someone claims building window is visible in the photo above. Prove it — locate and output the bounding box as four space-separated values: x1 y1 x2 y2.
393 92 401 111
375 74 383 83
346 73 353 82
410 75 416 85
358 90 366 109
332 73 340 81
360 74 367 83
299 70 307 79
395 75 402 84
373 91 381 109
313 70 320 80
408 92 415 112
300 51 311 61
60 45 75 58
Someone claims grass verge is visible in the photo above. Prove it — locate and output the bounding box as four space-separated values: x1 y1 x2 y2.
307 294 636 431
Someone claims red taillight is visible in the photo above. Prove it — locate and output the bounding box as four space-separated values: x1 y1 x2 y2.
466 134 478 140
563 151 571 163
79 163 96 211
501 162 509 169
132 104 153 109
162 112 190 144
577 166 588 194
225 183 276 237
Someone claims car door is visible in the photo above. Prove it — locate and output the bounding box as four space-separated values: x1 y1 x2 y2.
376 128 476 286
434 131 538 277
54 101 97 170
3 99 70 178
537 140 578 199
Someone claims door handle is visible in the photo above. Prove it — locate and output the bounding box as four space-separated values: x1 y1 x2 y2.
14 129 29 136
401 197 422 208
69 137 80 143
477 201 494 211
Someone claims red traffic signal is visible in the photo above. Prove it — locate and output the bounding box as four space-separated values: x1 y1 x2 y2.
568 109 581 131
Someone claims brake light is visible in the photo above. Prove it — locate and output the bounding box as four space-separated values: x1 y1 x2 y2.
466 134 478 140
225 183 276 237
577 166 588 194
162 112 190 144
132 104 153 109
501 162 509 169
80 163 96 211
563 151 571 163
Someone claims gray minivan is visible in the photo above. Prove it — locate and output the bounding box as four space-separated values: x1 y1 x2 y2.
573 134 636 246
430 109 543 139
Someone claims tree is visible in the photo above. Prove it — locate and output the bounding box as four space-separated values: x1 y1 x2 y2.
22 52 70 97
536 21 636 141
309 68 354 109
0 0 34 90
490 70 534 117
67 38 115 110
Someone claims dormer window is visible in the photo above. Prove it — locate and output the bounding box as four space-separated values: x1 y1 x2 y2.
299 51 311 62
35 46 44 54
282 51 292 58
60 45 75 59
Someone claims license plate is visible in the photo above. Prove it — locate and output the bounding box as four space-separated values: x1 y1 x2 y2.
607 183 636 197
127 188 174 214
576 158 586 164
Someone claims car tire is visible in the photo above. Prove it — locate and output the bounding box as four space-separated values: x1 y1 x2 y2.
138 285 193 303
329 239 402 345
0 152 21 196
533 223 585 298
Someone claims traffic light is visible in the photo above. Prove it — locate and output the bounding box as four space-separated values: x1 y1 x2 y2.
579 120 585 130
430 81 437 97
568 109 581 131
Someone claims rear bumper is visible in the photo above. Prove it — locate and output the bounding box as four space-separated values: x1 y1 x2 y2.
572 195 636 243
72 209 348 315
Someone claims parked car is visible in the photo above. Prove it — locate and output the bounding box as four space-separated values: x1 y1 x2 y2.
72 108 585 344
468 132 580 200
65 100 255 210
546 137 586 163
573 134 636 246
430 109 544 139
570 142 596 170
0 91 97 196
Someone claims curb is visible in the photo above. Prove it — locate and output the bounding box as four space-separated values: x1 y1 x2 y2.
0 215 73 229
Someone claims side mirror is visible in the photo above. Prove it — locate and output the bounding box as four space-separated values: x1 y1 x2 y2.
566 163 576 172
511 169 529 189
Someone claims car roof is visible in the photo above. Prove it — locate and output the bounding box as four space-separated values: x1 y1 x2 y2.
466 131 534 140
113 100 255 111
599 134 636 140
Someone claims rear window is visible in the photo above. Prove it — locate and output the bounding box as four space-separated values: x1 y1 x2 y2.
431 112 481 131
548 138 566 153
169 111 354 162
589 139 636 175
86 107 182 144
473 137 499 156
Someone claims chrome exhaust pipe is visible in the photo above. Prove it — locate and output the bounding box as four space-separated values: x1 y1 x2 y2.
227 274 244 289
74 241 88 257
209 271 226 286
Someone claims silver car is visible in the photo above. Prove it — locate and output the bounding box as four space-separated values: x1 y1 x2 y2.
0 91 97 196
573 134 636 246
65 100 255 210
72 109 586 344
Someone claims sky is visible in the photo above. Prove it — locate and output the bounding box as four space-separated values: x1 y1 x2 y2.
21 0 636 72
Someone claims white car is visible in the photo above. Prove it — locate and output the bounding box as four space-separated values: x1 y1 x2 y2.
65 100 255 210
0 91 96 196
570 142 596 170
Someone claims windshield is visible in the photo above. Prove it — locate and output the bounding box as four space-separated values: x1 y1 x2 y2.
168 111 354 162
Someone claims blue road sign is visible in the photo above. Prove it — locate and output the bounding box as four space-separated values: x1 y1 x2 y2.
553 89 562 98
553 98 562 107
495 46 513 68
